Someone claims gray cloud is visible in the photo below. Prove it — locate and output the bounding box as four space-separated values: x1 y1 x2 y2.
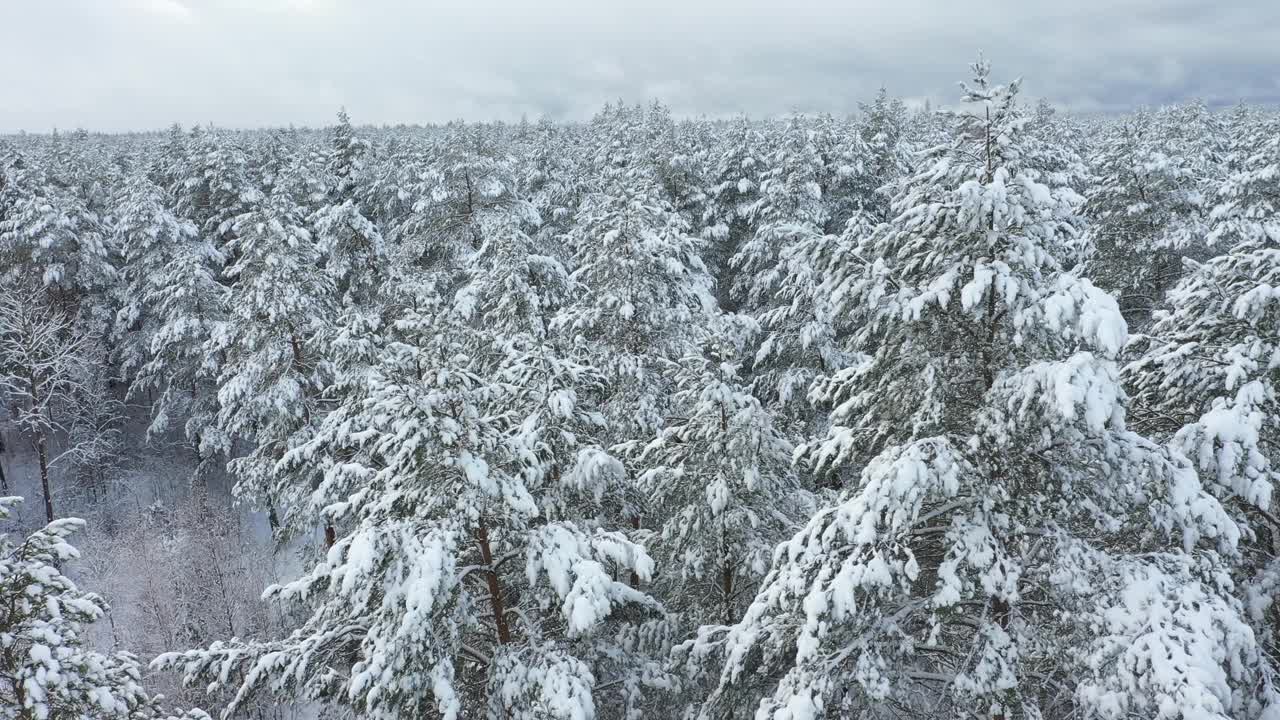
2 0 1277 132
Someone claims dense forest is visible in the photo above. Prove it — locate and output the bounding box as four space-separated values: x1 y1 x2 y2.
2 58 1280 720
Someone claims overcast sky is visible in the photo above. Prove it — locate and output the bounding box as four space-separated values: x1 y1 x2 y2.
2 0 1277 132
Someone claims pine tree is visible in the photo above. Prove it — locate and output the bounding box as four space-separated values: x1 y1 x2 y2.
311 198 388 307
641 102 709 223
360 134 428 248
631 323 807 629
148 123 189 191
210 173 336 521
1127 127 1280 664
173 127 254 252
398 124 527 274
730 117 828 312
521 117 587 245
701 116 766 308
0 496 206 720
122 178 228 460
312 110 387 307
807 112 864 235
693 58 1274 720
157 282 665 719
453 207 572 340
554 162 713 442
857 88 913 224
730 117 839 418
1082 110 1213 329
327 108 370 203
1205 116 1280 249
112 175 200 380
0 148 115 322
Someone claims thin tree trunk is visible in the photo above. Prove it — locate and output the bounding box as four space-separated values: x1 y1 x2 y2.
36 431 53 523
721 562 735 627
27 371 54 523
629 515 642 588
990 595 1013 720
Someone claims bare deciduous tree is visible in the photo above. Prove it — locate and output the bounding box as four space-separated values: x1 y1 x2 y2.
0 280 92 522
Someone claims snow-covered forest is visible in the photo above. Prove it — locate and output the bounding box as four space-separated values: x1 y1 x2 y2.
2 58 1280 719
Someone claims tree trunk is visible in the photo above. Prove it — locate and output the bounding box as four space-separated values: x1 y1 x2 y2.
990 595 1013 720
720 562 735 627
475 523 512 646
629 515 642 588
36 431 53 523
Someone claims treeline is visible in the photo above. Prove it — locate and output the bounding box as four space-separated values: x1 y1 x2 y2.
1 58 1279 719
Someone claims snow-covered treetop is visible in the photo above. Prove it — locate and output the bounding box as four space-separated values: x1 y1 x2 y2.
811 57 1120 462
